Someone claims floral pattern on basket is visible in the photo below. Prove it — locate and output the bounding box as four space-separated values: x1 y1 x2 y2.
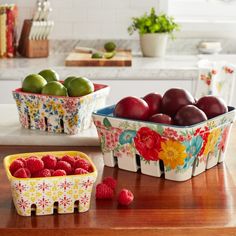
4 151 97 216
93 112 233 175
13 84 109 135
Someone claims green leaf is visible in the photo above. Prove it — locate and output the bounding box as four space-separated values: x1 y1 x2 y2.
103 117 112 128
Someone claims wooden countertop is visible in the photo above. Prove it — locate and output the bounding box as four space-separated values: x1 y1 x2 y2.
0 124 236 236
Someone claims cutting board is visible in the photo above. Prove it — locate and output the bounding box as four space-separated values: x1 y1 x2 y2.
65 49 132 67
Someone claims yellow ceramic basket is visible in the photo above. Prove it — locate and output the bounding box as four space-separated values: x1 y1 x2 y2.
4 151 97 216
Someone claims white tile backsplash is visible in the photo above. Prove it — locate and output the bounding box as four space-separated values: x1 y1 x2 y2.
2 0 158 39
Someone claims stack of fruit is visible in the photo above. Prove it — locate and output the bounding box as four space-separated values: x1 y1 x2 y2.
9 154 94 178
91 41 117 59
22 69 94 97
114 88 228 125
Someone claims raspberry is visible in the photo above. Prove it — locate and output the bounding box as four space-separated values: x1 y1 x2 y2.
74 168 88 175
74 159 91 172
13 168 31 178
26 156 44 174
102 176 117 190
49 169 55 175
96 183 114 199
17 158 27 167
55 161 72 174
41 155 57 169
9 159 25 175
118 189 134 206
52 169 66 176
32 169 51 178
61 155 75 167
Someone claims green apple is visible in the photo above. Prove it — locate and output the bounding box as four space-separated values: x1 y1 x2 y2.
68 77 94 97
41 81 68 96
39 69 59 82
22 74 47 94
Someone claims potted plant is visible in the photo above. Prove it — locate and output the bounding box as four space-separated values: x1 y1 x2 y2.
128 8 180 57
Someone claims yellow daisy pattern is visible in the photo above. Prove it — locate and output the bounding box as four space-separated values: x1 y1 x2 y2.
203 128 221 155
159 140 188 169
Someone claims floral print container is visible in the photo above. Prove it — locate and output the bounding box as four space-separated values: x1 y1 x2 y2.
92 105 235 181
13 84 110 135
4 151 97 216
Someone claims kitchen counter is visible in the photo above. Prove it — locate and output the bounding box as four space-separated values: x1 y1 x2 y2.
0 124 236 236
0 104 99 146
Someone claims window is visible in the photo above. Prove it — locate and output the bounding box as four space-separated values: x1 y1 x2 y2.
160 0 236 37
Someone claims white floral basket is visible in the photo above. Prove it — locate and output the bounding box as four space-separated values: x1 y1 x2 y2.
4 151 97 216
13 84 110 135
93 105 235 182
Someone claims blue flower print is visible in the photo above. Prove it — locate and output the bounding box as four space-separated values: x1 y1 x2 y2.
119 130 137 145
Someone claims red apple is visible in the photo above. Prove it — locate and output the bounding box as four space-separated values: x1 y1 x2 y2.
149 113 173 125
143 92 162 116
161 88 195 117
174 105 207 126
114 96 149 120
196 95 228 119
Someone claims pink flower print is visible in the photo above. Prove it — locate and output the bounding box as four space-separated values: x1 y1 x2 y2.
18 198 29 211
82 179 93 189
63 98 78 112
224 66 234 74
38 182 51 192
19 114 29 128
15 182 27 193
218 127 229 152
94 120 102 127
162 128 178 139
38 118 46 130
59 195 72 207
59 180 72 191
211 69 217 75
79 194 89 206
38 197 50 209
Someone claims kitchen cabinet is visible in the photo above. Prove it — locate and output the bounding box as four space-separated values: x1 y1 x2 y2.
92 79 193 105
0 80 21 104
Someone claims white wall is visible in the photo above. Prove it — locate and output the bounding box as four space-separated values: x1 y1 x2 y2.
2 0 158 39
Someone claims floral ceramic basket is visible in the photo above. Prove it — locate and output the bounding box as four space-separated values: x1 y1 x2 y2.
4 151 97 216
13 83 110 135
93 105 235 181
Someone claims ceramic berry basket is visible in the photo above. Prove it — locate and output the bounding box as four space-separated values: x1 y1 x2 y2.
93 105 235 182
4 151 97 216
12 83 110 135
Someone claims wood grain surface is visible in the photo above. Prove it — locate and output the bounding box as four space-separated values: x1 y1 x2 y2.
65 50 132 67
0 124 236 236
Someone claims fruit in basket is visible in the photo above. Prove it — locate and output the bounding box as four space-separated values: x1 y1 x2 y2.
174 105 207 126
41 81 68 96
114 96 150 120
74 168 88 175
39 69 59 82
13 168 31 178
42 155 57 169
104 41 116 52
22 74 47 94
149 113 173 125
196 95 228 119
55 161 72 174
161 88 195 117
32 169 51 178
63 76 77 89
143 92 162 116
10 159 25 175
67 77 94 97
26 157 44 174
52 169 67 176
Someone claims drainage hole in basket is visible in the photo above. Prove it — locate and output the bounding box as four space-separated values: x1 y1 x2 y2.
31 204 37 216
113 156 118 166
159 160 165 178
44 117 48 131
53 202 58 214
27 114 31 128
136 154 141 167
74 200 79 213
60 118 64 133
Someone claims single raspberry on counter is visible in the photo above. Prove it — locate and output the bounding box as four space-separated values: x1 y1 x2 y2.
61 155 76 168
26 156 44 174
74 168 88 175
102 176 117 190
9 159 25 175
96 183 114 199
74 159 91 172
32 169 51 178
13 168 31 178
52 169 67 176
118 189 134 206
55 161 72 174
42 155 57 169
